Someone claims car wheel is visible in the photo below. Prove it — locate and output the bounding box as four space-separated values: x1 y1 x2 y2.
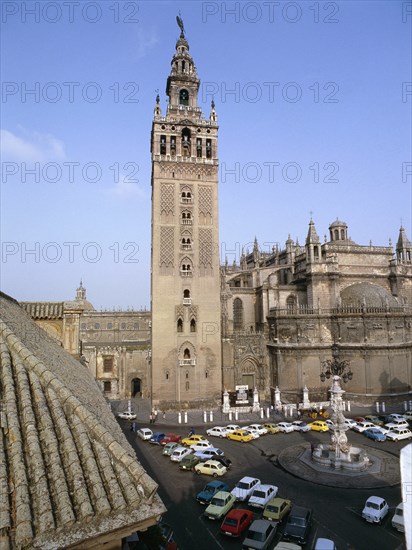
196 470 201 475
213 473 218 478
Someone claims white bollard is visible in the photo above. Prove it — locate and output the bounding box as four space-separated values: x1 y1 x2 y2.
381 402 386 413
178 412 182 424
235 410 239 421
184 411 188 423
342 401 346 411
203 411 207 423
210 411 213 423
409 400 412 410
347 401 351 412
260 408 264 419
229 411 232 421
376 401 380 413
404 401 408 411
266 407 270 419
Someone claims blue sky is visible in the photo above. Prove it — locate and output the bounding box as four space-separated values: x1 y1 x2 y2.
1 0 411 309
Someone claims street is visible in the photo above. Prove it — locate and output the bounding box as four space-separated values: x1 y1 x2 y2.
121 422 407 550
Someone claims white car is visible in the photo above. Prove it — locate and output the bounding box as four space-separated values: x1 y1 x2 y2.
191 441 213 452
118 411 137 420
292 421 311 432
386 413 407 423
231 476 261 501
277 422 295 433
391 502 404 532
248 423 268 435
225 424 241 433
403 411 412 421
206 426 228 438
385 420 409 430
137 428 153 441
353 421 377 433
343 418 357 429
385 428 412 441
244 427 260 439
362 496 389 523
170 446 193 462
248 484 278 508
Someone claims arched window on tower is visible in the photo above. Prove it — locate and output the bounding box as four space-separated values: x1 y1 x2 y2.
184 348 190 359
182 128 191 156
286 295 297 312
183 289 191 305
196 138 202 158
160 135 166 155
233 298 244 330
177 318 183 332
334 229 339 241
190 318 196 332
179 89 189 106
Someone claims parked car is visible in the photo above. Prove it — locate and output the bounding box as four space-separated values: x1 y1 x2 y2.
248 484 278 508
159 433 181 445
214 455 232 470
291 421 311 432
273 543 302 550
194 459 227 477
170 446 192 463
196 480 230 505
313 538 336 550
276 422 295 433
391 502 404 532
282 506 312 545
225 424 241 433
362 496 389 523
149 432 166 444
204 491 236 520
263 423 280 434
181 434 209 446
263 497 292 523
385 419 409 430
364 415 384 426
386 413 407 423
248 423 268 435
179 454 200 471
137 428 153 441
343 418 358 429
244 427 260 439
162 442 180 456
194 447 224 461
353 421 377 433
363 428 386 442
308 421 329 432
354 416 366 423
206 426 228 438
403 411 412 421
231 476 261 501
242 519 277 550
220 508 254 537
191 441 213 452
227 430 254 443
385 428 412 441
118 411 136 420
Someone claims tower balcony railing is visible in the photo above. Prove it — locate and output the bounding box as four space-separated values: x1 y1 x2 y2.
181 219 192 225
181 197 192 204
183 298 192 305
181 243 192 251
180 270 193 277
179 358 196 366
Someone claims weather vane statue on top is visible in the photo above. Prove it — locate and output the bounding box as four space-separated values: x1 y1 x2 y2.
176 12 185 37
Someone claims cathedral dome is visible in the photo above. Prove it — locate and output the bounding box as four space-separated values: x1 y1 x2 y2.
340 282 399 308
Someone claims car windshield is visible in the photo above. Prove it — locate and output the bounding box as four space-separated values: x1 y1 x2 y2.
267 505 279 513
237 482 250 489
211 497 225 506
223 518 237 527
289 516 306 526
395 509 403 517
247 530 266 542
204 486 214 494
252 491 266 499
366 502 379 510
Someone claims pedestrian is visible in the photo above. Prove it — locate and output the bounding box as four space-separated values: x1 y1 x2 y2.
310 442 315 457
162 410 166 419
297 409 301 419
149 413 153 424
132 422 136 432
155 409 158 422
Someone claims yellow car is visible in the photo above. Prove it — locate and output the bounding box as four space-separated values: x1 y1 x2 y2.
181 434 209 446
263 423 280 434
227 430 254 443
308 420 329 432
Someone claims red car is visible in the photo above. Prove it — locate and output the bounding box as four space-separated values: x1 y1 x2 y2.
220 509 254 537
160 433 182 446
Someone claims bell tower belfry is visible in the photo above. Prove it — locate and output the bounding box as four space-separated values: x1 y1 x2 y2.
150 18 222 408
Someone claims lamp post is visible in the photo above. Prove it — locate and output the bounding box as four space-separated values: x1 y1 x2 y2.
320 344 353 462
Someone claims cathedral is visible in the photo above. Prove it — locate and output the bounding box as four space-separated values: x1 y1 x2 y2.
21 24 412 409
